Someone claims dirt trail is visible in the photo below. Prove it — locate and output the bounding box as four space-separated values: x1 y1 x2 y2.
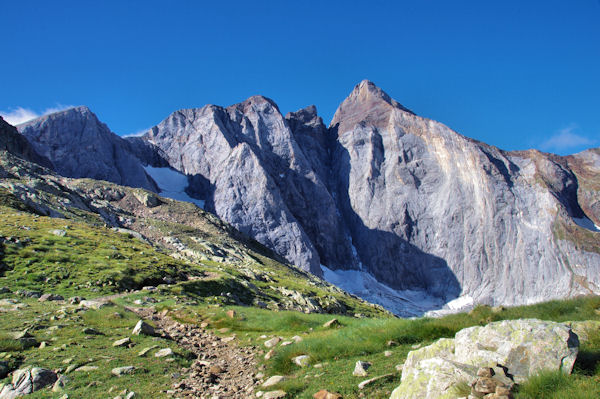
133 306 259 399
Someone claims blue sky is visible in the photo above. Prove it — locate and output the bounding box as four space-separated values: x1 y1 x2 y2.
1 0 599 155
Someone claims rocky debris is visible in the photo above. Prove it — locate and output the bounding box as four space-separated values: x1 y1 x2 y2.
323 319 341 328
112 337 131 347
154 348 173 358
390 319 580 399
469 367 515 399
133 307 257 398
132 320 156 336
292 355 310 367
0 366 57 398
264 337 280 348
352 361 371 377
313 390 343 399
111 366 136 376
262 375 285 388
357 373 394 390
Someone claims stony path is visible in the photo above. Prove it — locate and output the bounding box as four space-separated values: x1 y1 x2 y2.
133 307 259 399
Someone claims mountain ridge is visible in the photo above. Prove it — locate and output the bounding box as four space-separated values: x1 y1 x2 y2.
10 81 600 316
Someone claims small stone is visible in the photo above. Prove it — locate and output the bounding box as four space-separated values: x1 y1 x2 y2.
112 366 135 376
218 328 230 333
52 375 70 392
75 366 99 372
265 349 275 360
323 319 340 328
473 377 498 395
39 342 47 349
386 340 398 347
384 351 392 357
358 374 394 389
209 365 224 374
292 355 310 367
83 327 102 335
477 367 495 378
50 229 66 237
262 375 285 387
352 361 371 377
132 320 156 336
154 348 174 358
138 345 159 357
263 390 286 399
280 341 293 346
264 337 280 348
226 310 236 318
313 390 342 399
112 338 131 347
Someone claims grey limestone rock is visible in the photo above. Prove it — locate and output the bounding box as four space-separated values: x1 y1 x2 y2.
17 106 157 191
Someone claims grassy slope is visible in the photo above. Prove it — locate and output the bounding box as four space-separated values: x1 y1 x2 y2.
167 297 600 399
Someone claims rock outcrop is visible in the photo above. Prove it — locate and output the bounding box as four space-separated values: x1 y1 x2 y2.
390 319 580 399
17 106 157 191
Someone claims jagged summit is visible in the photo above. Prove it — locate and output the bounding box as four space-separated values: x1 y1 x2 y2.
330 80 414 133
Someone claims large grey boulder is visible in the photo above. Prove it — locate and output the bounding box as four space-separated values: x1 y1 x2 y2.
0 366 57 399
390 319 579 399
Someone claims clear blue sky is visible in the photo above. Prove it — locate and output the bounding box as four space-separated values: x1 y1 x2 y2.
2 0 599 155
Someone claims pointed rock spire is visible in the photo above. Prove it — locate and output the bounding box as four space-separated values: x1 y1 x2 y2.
330 80 414 134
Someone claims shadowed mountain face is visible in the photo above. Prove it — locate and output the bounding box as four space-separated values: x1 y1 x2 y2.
17 106 158 191
15 81 600 314
0 116 52 169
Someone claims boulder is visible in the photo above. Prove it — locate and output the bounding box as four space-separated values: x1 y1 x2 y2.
323 319 341 328
38 293 64 302
454 319 579 382
0 366 58 398
567 320 600 343
390 319 580 399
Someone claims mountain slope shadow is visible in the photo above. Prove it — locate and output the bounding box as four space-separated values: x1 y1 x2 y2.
330 131 462 310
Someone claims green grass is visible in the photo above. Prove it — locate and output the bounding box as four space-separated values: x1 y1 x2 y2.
0 300 191 398
168 296 600 399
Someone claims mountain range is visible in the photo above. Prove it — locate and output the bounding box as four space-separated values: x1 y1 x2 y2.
8 80 600 316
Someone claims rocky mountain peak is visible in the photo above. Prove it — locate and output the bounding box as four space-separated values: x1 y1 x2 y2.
330 80 414 134
227 95 281 115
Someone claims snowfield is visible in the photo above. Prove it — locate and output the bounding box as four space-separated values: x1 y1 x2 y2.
144 166 205 209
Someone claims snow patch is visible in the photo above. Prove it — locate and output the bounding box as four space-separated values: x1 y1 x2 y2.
321 265 449 317
573 216 600 232
144 166 205 209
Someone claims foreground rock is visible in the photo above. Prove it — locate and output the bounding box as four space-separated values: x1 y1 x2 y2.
0 366 57 398
390 319 579 399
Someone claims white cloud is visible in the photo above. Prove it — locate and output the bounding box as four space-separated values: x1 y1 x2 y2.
540 125 596 154
0 104 74 126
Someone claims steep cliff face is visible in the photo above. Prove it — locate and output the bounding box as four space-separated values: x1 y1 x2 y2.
329 80 599 307
133 97 346 275
17 106 157 191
